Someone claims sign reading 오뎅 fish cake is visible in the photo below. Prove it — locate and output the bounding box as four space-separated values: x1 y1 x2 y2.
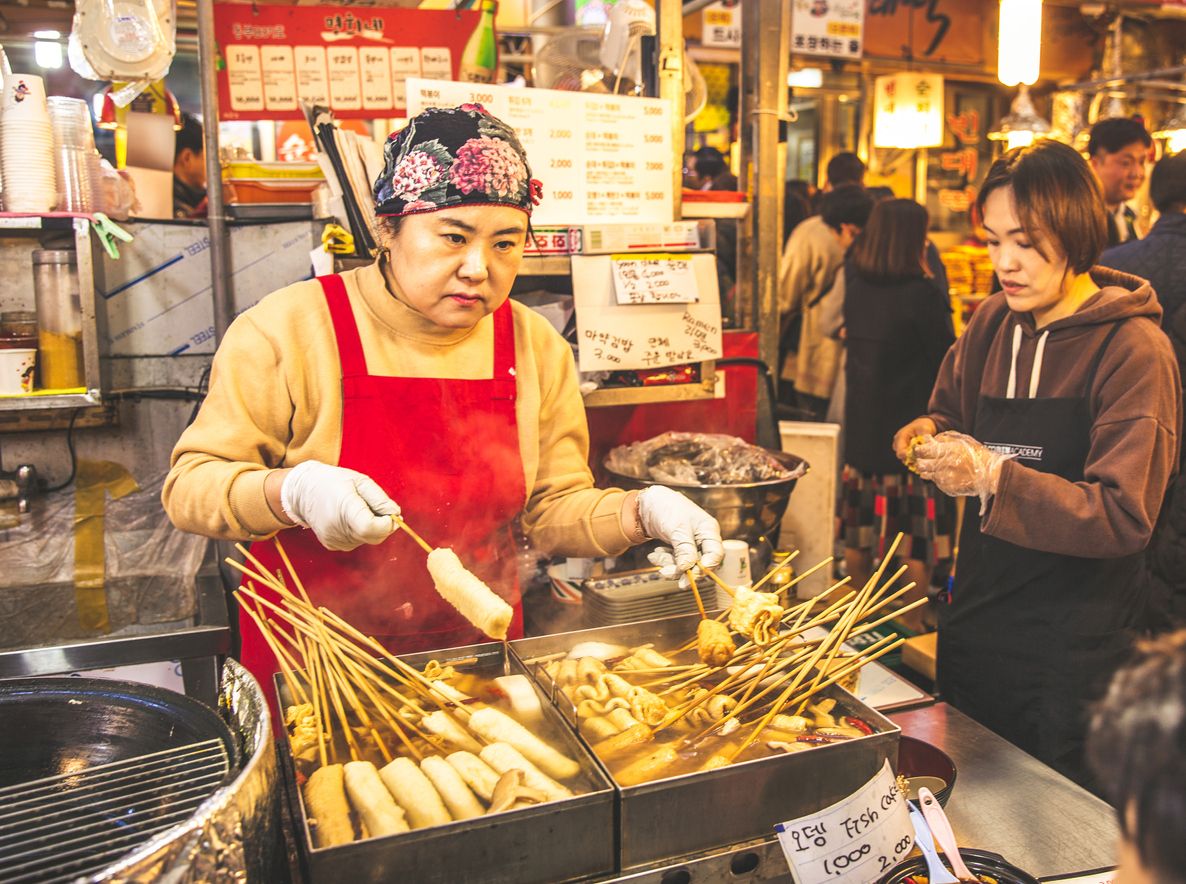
406 78 673 226
572 254 721 372
775 760 913 884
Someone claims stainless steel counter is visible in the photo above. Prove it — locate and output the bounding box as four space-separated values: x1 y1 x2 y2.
890 703 1119 879
0 569 230 703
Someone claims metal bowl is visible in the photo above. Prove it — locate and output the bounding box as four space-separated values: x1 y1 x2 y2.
604 449 809 548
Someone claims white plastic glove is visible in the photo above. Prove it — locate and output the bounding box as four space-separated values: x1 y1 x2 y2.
280 460 400 551
637 485 725 588
911 431 1013 516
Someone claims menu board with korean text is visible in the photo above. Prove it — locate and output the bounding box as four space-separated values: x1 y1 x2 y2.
407 78 674 226
213 3 488 120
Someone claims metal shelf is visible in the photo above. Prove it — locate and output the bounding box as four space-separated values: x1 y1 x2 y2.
582 363 717 407
0 215 78 233
0 216 106 411
0 390 102 412
519 254 573 275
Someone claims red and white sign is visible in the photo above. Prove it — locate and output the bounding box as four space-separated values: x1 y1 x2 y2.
213 3 489 120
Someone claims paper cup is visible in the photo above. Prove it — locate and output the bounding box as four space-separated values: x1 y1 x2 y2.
716 539 752 608
0 348 36 393
2 74 47 117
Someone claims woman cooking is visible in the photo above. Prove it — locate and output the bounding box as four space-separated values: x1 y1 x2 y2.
164 105 723 697
892 140 1181 785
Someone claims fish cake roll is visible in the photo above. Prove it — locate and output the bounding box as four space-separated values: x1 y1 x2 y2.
445 750 501 803
421 755 485 820
379 757 452 829
304 764 355 848
467 707 580 781
479 743 573 802
343 761 409 837
426 547 513 639
421 710 483 753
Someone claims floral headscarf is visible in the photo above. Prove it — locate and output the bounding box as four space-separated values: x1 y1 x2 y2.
373 104 543 218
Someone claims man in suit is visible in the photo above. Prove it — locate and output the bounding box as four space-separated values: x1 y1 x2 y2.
1102 151 1186 627
1087 117 1152 247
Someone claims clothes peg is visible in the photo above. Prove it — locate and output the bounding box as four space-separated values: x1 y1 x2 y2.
320 222 355 255
91 212 134 259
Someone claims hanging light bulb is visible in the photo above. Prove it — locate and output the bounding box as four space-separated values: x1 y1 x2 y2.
1154 106 1186 154
998 0 1043 87
988 85 1053 149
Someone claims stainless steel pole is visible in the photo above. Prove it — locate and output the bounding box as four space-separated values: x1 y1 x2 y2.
657 0 684 220
742 0 789 382
196 0 234 343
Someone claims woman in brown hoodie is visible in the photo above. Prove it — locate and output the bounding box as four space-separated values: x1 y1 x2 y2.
892 140 1181 786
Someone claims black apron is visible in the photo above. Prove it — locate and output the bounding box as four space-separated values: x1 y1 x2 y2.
937 314 1147 786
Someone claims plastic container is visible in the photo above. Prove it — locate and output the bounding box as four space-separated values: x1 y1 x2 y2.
224 178 321 204
222 160 323 180
0 349 35 394
32 249 83 389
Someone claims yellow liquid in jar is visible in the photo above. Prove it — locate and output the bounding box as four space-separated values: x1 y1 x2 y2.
38 330 82 389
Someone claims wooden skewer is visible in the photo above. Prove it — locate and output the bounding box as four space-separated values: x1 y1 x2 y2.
781 555 835 593
697 565 736 599
726 633 902 760
778 637 907 717
687 571 708 620
292 630 328 768
240 595 309 707
392 514 434 555
270 538 395 763
751 549 800 592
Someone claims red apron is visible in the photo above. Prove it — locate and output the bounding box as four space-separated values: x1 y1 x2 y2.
239 273 527 706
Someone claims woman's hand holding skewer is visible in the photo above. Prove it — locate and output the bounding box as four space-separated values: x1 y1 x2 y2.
271 460 401 551
636 486 725 588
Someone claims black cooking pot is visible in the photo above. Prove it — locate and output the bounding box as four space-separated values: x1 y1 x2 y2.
877 848 1040 884
0 677 239 789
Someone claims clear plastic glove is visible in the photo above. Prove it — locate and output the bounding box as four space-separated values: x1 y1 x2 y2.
911 432 1012 516
637 485 724 588
280 460 400 551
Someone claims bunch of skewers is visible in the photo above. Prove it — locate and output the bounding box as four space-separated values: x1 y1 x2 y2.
227 538 590 846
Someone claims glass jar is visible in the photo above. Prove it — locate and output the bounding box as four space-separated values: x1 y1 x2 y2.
0 311 38 350
32 249 83 389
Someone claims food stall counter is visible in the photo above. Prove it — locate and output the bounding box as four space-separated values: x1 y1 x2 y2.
890 703 1118 879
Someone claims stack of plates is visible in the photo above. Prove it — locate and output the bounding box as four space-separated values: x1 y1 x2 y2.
582 571 701 627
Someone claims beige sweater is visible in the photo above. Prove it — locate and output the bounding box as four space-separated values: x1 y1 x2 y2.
777 215 844 398
163 258 634 557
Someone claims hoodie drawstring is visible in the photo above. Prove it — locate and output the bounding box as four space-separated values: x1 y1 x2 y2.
1029 330 1049 398
1005 323 1050 400
1006 324 1022 399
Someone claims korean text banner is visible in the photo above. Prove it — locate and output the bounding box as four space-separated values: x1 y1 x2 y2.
213 3 490 121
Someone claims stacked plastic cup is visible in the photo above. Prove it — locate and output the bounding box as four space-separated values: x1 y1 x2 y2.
48 97 96 213
0 74 56 213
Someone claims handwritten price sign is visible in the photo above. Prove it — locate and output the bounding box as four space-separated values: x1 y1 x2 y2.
611 255 699 305
775 760 913 883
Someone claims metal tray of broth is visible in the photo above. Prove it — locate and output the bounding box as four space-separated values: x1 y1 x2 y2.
512 614 901 872
276 641 617 884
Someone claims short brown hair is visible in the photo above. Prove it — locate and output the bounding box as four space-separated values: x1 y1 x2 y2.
850 198 930 284
976 140 1107 275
